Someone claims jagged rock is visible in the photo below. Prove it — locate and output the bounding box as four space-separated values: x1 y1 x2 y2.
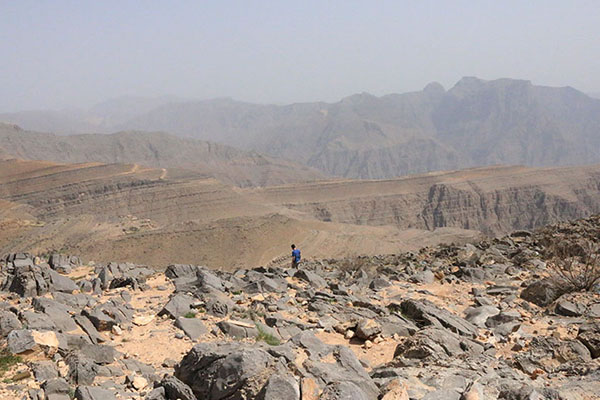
258 373 300 400
577 324 600 359
369 277 390 290
20 311 57 331
32 298 78 332
422 389 462 400
42 378 70 395
158 294 195 319
464 306 500 327
66 354 98 385
49 270 78 293
32 361 59 382
393 328 483 364
160 375 197 400
290 331 332 358
355 319 381 340
319 381 371 400
8 329 59 354
294 270 327 288
410 269 435 284
485 311 521 328
555 300 585 317
175 317 208 340
144 387 166 400
217 320 258 339
175 343 274 399
302 346 379 399
520 280 563 307
0 310 22 337
399 299 478 337
74 386 117 400
73 315 105 344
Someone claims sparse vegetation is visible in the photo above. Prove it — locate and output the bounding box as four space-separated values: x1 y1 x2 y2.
255 325 280 346
547 239 600 292
0 348 22 377
183 311 196 318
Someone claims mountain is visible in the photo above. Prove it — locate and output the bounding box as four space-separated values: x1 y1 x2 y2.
3 77 600 179
116 78 600 179
0 123 324 187
2 158 600 267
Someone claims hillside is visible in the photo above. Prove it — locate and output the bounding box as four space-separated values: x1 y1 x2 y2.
2 159 600 268
0 123 324 187
1 216 599 399
5 77 599 179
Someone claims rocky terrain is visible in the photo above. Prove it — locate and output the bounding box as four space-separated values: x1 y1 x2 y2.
5 77 600 180
0 215 599 399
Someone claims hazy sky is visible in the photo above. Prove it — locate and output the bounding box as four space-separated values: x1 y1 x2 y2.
1 1 600 111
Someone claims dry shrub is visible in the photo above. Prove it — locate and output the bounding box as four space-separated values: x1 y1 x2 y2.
547 238 600 292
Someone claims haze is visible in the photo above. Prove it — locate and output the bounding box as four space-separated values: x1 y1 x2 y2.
1 0 600 112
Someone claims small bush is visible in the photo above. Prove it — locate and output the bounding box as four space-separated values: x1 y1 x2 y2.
183 311 196 319
547 239 600 292
255 325 280 346
0 348 22 377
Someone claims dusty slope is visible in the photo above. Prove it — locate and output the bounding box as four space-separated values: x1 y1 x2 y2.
2 158 600 268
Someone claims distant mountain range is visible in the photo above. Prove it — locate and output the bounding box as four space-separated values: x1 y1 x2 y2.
0 123 324 187
2 77 600 179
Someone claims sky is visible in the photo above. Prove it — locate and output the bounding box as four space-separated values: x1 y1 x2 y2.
1 0 600 111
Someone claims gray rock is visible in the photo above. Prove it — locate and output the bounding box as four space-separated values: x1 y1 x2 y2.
41 378 70 394
303 346 379 399
74 386 117 400
158 294 195 319
577 324 600 359
144 387 166 400
294 270 327 288
258 374 300 400
0 310 22 337
423 389 462 400
217 320 258 339
160 375 197 400
485 311 521 328
520 279 563 307
175 317 208 340
555 300 585 317
175 343 274 399
20 311 57 331
74 315 105 344
319 381 371 400
399 299 478 337
48 270 78 293
32 361 58 382
66 354 97 385
7 329 36 354
465 306 500 327
355 319 382 340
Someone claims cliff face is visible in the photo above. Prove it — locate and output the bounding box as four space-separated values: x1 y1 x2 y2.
252 165 600 236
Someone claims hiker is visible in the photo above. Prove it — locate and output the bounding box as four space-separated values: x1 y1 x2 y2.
291 244 301 268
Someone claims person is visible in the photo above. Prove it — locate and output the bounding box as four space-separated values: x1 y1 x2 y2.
291 244 301 268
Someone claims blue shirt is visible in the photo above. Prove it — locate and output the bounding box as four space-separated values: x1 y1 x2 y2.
292 249 301 263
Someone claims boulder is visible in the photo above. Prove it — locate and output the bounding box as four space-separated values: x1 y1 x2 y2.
399 299 478 337
175 343 275 399
520 280 563 307
175 317 208 340
158 294 195 319
160 375 197 400
355 319 382 340
258 373 300 400
74 386 117 400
